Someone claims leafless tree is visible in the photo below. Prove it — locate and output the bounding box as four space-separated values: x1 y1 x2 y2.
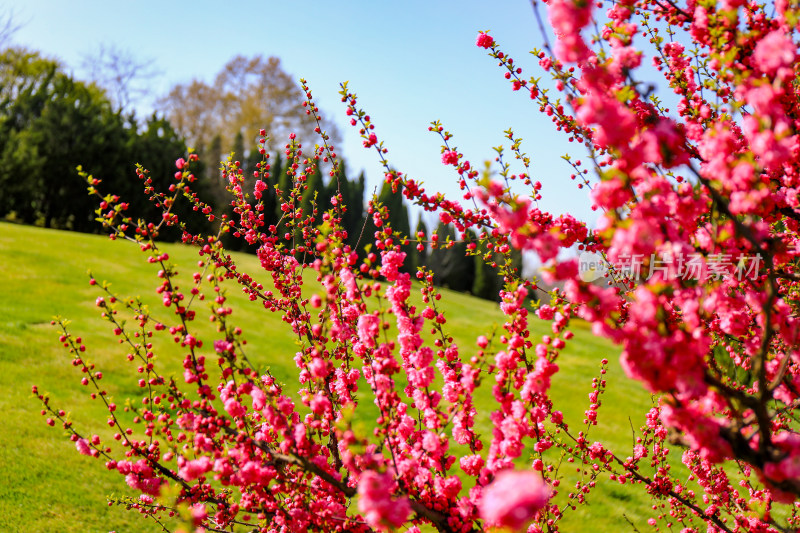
0 9 22 49
158 54 340 155
80 43 162 113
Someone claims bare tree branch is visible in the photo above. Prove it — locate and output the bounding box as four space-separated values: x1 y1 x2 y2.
0 9 23 49
80 43 162 112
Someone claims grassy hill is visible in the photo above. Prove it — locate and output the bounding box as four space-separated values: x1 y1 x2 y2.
0 221 663 532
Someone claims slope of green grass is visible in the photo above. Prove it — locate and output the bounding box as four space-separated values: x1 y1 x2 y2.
0 221 663 532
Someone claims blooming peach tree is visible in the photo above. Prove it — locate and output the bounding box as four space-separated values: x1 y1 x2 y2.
33 0 800 531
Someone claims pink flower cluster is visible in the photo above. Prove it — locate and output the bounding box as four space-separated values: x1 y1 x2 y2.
479 470 550 530
357 471 412 530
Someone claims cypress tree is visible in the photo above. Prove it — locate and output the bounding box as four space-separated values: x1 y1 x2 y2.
377 180 411 238
203 134 226 220
266 151 283 229
472 232 502 301
207 134 223 180
275 151 293 232
426 223 475 292
345 170 367 253
232 131 246 165
300 163 324 227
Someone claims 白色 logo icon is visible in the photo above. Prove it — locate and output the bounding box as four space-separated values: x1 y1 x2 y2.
578 251 608 282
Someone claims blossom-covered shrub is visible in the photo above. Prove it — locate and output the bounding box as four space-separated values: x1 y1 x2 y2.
34 0 800 532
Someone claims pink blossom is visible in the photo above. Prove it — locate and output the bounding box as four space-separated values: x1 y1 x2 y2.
548 0 594 62
609 45 642 78
75 438 91 456
380 250 406 281
477 335 489 349
224 398 246 418
536 305 555 321
357 313 380 348
339 267 359 300
357 471 411 530
576 93 637 150
460 454 484 476
480 469 551 530
476 32 495 49
190 502 207 524
364 133 378 147
309 294 322 308
214 339 233 354
661 405 732 463
309 357 328 378
178 456 212 481
310 392 332 416
753 30 796 76
251 387 267 411
441 150 459 166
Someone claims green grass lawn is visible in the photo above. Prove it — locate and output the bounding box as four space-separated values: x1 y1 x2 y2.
1 221 669 532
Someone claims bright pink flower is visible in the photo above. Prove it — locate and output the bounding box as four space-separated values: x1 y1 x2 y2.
380 250 406 281
214 339 233 354
190 502 207 524
548 0 593 62
480 469 551 530
75 438 91 456
536 305 555 321
476 32 495 49
309 357 328 378
339 267 359 300
591 178 632 210
224 398 246 418
460 454 484 475
441 150 459 166
576 93 637 150
661 405 732 463
364 133 378 147
251 387 267 411
753 30 796 76
357 313 380 348
357 471 411 530
178 456 212 481
309 294 322 308
477 335 489 349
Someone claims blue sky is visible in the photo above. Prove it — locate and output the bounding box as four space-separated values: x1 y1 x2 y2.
4 0 594 226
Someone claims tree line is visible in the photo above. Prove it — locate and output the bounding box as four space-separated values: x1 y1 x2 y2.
0 45 511 299
0 48 201 236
